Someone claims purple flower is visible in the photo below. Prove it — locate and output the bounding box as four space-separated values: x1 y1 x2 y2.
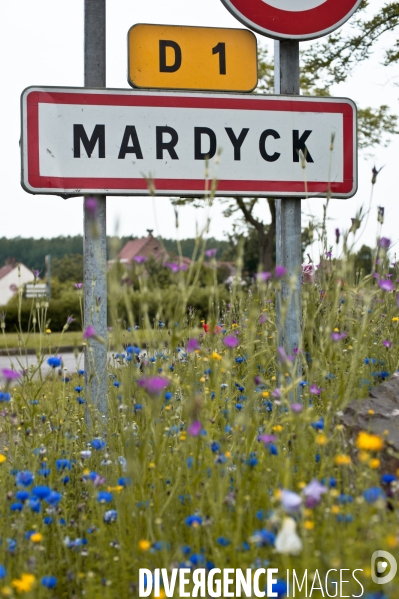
84 196 98 216
205 248 217 258
256 272 271 282
133 256 147 264
224 335 239 348
33 270 40 278
1 369 20 381
330 331 347 342
291 403 303 413
164 262 187 273
277 347 293 364
383 340 393 348
138 376 170 395
258 435 277 444
259 314 267 324
309 384 321 395
378 279 394 292
187 339 200 353
274 266 287 279
325 251 332 259
187 421 202 436
74 283 83 289
379 237 391 249
335 228 340 244
303 479 327 508
83 325 97 339
66 316 75 325
281 490 302 512
272 388 282 399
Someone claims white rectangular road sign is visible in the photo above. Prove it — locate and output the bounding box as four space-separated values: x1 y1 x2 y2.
21 87 357 198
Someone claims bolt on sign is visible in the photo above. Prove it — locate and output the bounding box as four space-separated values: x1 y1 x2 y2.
20 87 357 198
128 24 257 92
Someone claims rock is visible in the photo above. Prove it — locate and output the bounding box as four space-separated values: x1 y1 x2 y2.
339 372 399 473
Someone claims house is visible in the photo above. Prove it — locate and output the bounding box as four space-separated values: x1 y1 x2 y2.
0 263 35 305
115 231 168 265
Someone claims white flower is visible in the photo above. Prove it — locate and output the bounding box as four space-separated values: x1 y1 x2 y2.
275 517 303 555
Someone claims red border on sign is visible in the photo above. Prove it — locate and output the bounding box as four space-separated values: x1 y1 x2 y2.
222 0 360 38
25 90 354 196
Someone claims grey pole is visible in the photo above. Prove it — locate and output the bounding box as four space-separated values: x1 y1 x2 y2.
274 40 302 360
84 0 108 416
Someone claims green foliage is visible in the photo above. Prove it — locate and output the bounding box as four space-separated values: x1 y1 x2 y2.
52 254 83 283
355 244 373 275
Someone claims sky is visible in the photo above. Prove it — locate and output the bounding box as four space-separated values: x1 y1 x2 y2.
1 0 398 255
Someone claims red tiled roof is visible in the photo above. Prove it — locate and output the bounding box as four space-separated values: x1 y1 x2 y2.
0 265 14 281
117 235 167 263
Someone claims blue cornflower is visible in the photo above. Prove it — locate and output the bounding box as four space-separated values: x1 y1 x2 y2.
104 510 117 523
74 386 83 393
165 392 173 400
47 356 62 368
10 502 23 512
15 491 29 502
56 459 72 471
217 537 231 546
0 393 11 402
46 491 62 506
364 487 385 503
91 439 106 450
185 514 202 527
382 474 396 484
16 471 34 487
211 441 220 453
32 486 51 500
270 579 287 597
41 576 57 589
0 566 6 579
311 417 324 431
29 499 41 513
43 517 53 525
98 491 113 503
134 404 143 412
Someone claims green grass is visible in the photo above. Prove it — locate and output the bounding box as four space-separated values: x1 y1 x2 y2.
0 331 82 351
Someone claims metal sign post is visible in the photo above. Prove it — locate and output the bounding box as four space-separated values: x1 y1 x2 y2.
84 0 107 416
274 40 302 359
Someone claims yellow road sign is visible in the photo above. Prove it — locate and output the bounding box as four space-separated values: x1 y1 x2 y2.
128 24 257 92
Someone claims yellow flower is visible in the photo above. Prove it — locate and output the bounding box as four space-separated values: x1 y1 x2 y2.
212 352 222 361
272 425 283 433
148 462 155 469
1 587 11 596
12 574 35 593
316 434 327 446
45 328 51 334
356 431 384 452
138 540 151 551
304 520 314 530
262 391 270 398
107 486 123 493
368 409 375 416
334 454 351 466
225 451 231 458
386 535 398 548
0 455 6 464
297 482 306 490
199 377 205 383
369 458 380 469
30 533 42 543
331 505 340 514
392 317 399 322
358 451 369 463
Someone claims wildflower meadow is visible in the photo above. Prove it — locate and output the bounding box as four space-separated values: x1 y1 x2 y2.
0 190 397 599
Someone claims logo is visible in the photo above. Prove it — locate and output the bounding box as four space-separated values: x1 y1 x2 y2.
371 550 397 585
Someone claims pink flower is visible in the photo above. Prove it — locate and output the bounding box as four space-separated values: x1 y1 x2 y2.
205 248 217 258
1 369 20 381
258 434 277 444
379 237 391 249
259 314 267 324
383 340 393 348
302 264 314 284
275 265 287 279
133 256 147 264
84 196 98 216
330 331 347 341
74 283 83 289
303 479 327 508
291 403 303 413
224 336 239 348
255 272 271 282
378 279 394 292
188 421 202 436
309 384 321 395
277 347 293 364
164 262 188 273
83 325 97 339
138 376 170 395
187 339 200 353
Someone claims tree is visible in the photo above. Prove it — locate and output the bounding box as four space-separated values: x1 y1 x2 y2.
52 254 83 283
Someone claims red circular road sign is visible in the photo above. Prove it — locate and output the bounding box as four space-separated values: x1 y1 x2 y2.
220 0 362 40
